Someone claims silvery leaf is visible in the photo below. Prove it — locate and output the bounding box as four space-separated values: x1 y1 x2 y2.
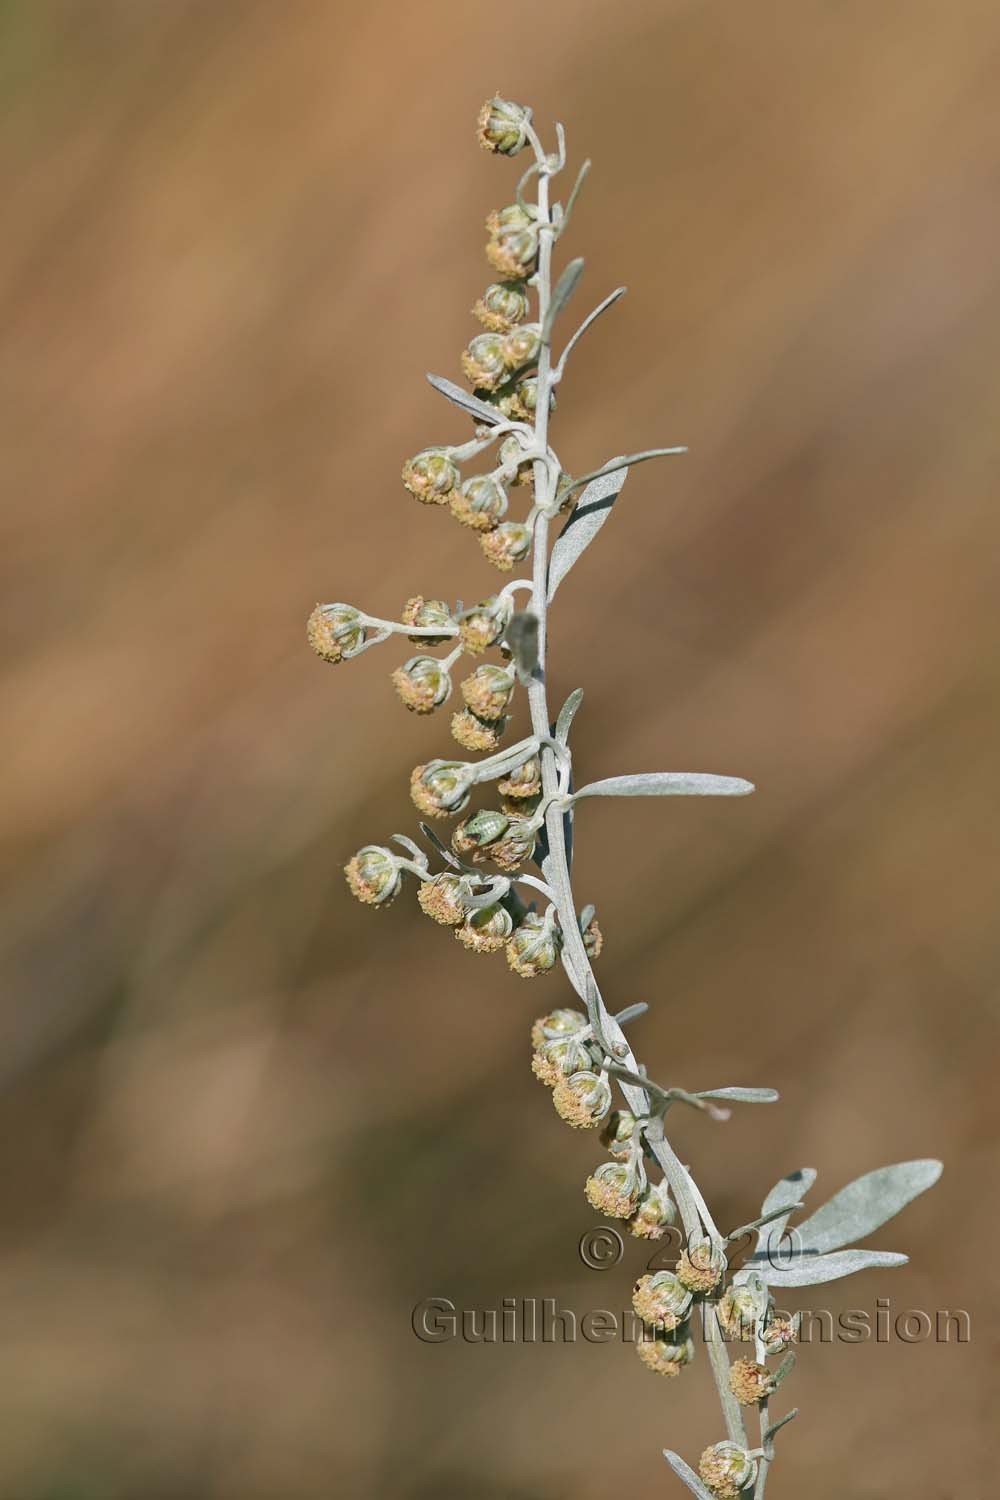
757 1167 818 1255
761 1248 909 1287
792 1159 942 1257
662 1451 716 1500
554 687 584 745
425 373 503 426
571 772 755 800
696 1087 778 1104
547 464 628 601
542 257 585 341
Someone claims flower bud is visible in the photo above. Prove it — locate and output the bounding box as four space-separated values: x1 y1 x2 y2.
632 1272 694 1331
401 596 457 645
461 332 508 391
698 1442 758 1499
600 1110 638 1159
461 663 515 721
551 1069 613 1128
717 1282 768 1342
401 448 460 504
417 872 474 926
455 901 514 952
391 655 452 714
498 434 535 487
502 322 542 371
677 1238 727 1294
481 520 533 572
452 808 509 857
626 1180 677 1240
474 281 532 333
507 909 563 977
636 1331 695 1378
728 1358 776 1406
584 1158 646 1220
450 474 509 531
498 756 542 798
409 761 474 819
344 845 403 906
459 595 512 654
450 709 506 753
307 603 365 663
477 97 531 157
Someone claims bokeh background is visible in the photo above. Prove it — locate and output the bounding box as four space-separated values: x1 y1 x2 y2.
2 1 997 1495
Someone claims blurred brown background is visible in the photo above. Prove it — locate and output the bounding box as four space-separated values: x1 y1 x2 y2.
2 1 997 1496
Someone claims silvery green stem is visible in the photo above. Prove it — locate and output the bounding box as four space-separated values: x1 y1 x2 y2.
522 125 746 1455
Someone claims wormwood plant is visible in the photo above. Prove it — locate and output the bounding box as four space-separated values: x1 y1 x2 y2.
308 100 942 1496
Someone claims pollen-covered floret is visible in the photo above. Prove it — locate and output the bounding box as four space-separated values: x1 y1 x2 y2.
417 872 471 926
502 322 542 370
391 656 451 713
307 603 365 663
459 596 512 655
626 1180 677 1240
760 1312 799 1355
498 756 542 799
699 1442 758 1499
401 448 460 504
717 1283 767 1342
677 1238 727 1294
728 1358 777 1406
635 1331 695 1378
507 909 562 976
584 1160 642 1220
401 596 456 645
455 902 513 953
474 281 531 333
631 1272 694 1331
344 846 402 906
551 1069 612 1128
461 664 515 721
409 762 472 819
481 521 532 572
461 332 508 391
450 475 509 531
451 709 506 753
531 1008 587 1051
476 97 531 157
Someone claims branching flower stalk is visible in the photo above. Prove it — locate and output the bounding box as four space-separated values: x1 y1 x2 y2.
309 99 941 1498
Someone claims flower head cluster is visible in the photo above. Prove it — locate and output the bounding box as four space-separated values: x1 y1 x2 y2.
302 96 926 1496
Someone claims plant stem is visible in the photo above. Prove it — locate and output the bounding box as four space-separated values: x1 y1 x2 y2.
521 127 747 1456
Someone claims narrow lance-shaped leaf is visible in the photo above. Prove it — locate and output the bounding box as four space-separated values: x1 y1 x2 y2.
662 1451 716 1500
791 1159 942 1257
757 1166 817 1258
554 687 584 745
425 373 503 426
760 1247 909 1288
547 464 628 601
571 772 755 800
542 257 585 343
696 1087 779 1104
